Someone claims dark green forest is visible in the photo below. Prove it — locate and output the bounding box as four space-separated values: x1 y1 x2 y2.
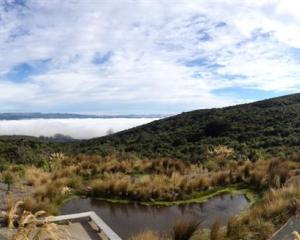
3 92 300 164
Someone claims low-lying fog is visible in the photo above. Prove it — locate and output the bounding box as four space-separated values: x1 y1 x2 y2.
0 118 158 139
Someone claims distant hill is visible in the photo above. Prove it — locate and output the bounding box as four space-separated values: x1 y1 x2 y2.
0 113 167 120
71 93 300 161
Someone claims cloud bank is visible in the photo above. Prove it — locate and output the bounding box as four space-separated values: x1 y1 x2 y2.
1 0 300 113
0 118 157 139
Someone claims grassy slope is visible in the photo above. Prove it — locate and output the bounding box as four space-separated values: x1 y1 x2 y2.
71 93 300 160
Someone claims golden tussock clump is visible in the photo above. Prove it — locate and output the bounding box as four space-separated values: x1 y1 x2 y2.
129 230 163 240
25 167 50 187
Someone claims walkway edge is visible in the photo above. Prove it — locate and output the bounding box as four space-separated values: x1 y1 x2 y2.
45 211 122 240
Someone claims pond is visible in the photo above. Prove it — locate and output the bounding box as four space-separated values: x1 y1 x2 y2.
61 194 249 239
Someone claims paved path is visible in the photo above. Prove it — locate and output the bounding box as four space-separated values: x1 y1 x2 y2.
270 216 300 240
48 211 121 240
0 222 103 240
61 222 103 240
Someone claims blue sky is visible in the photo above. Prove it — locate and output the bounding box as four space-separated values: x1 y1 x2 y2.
1 0 300 114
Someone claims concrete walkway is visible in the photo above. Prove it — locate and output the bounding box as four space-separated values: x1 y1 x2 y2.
61 221 104 240
48 211 121 240
270 216 300 240
0 222 106 240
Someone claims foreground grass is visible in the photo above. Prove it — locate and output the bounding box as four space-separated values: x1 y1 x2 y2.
21 152 266 212
3 150 297 213
2 149 300 240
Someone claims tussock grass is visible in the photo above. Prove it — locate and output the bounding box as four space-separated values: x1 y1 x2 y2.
19 153 300 207
226 186 300 240
210 220 221 240
173 219 199 240
25 167 50 187
129 230 163 240
2 196 69 240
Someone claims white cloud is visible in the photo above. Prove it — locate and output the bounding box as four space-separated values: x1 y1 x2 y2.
0 118 157 139
0 0 300 113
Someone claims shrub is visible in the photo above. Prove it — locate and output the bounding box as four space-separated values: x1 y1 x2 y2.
2 170 15 193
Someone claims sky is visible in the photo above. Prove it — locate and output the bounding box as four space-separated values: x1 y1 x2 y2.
1 0 300 114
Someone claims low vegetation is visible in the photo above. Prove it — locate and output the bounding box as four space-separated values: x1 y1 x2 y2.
7 149 286 212
0 153 299 240
1 146 300 211
0 145 299 240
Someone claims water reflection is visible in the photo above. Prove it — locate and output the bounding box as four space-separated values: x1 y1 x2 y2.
61 194 249 239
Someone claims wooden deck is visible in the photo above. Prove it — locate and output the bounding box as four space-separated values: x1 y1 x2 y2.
46 211 122 240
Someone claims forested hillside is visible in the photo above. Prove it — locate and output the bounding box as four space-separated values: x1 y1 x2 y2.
73 93 300 161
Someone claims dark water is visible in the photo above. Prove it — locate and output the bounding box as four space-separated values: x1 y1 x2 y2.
61 194 249 239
